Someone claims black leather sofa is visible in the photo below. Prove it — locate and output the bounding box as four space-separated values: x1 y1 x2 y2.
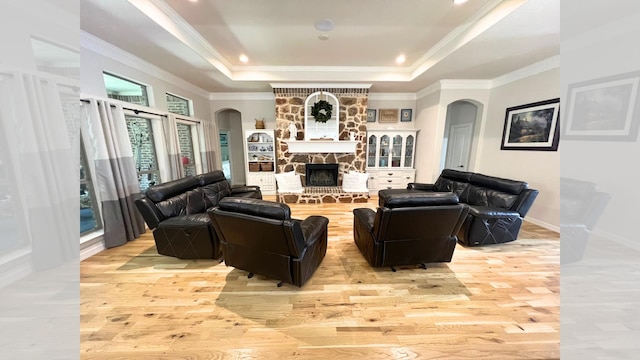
208 197 329 287
407 169 539 246
353 191 468 270
560 177 610 264
135 170 261 259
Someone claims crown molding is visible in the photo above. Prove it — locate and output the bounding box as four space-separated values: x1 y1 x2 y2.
128 0 232 77
209 92 275 101
269 83 372 89
416 82 442 99
491 55 560 88
368 93 417 101
80 31 210 99
439 79 493 90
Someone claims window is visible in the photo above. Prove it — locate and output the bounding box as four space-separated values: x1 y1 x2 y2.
103 72 149 106
166 93 191 116
126 115 161 191
176 122 197 176
80 139 102 235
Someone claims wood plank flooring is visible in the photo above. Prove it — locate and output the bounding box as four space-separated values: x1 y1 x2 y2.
80 197 559 359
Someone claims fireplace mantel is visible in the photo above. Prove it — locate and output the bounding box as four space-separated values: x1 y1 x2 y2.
286 140 358 154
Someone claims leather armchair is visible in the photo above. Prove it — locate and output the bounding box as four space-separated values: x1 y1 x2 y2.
408 169 539 246
353 191 469 270
208 198 329 287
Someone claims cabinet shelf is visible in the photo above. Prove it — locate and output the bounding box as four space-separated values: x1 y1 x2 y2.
366 129 418 195
245 130 276 195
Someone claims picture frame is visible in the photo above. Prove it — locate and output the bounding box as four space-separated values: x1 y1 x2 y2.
563 71 640 141
378 108 399 123
400 109 412 122
500 98 560 151
366 108 377 123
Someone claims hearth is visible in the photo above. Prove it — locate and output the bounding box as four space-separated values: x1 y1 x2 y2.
305 164 339 186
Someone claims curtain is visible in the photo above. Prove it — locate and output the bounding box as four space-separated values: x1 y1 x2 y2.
0 71 77 269
163 113 183 180
202 118 218 173
83 99 145 249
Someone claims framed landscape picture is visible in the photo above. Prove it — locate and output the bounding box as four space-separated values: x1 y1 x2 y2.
500 98 560 151
563 71 640 141
379 108 399 123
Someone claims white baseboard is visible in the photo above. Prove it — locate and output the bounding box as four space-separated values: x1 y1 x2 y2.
525 217 559 233
80 237 105 261
0 250 33 288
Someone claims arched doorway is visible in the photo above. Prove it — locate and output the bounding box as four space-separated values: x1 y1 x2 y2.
216 109 245 185
441 100 481 172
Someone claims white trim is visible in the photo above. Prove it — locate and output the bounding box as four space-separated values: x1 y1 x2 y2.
591 229 640 252
80 31 210 99
269 83 372 89
525 218 559 233
80 235 106 261
439 79 492 90
368 93 417 101
416 82 442 99
0 248 33 288
286 140 359 154
491 55 560 88
209 92 275 101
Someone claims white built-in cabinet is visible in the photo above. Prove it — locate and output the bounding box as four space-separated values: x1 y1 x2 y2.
366 129 418 195
244 129 276 194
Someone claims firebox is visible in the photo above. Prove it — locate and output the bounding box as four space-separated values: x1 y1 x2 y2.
305 164 339 186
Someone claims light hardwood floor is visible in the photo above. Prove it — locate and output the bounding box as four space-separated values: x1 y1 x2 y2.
80 196 559 359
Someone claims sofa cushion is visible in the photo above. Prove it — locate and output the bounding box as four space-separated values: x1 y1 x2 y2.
186 189 208 214
155 193 188 218
196 170 227 186
146 176 199 203
201 180 232 207
470 173 527 195
467 206 520 219
380 191 459 209
159 213 212 227
464 185 519 209
218 197 292 221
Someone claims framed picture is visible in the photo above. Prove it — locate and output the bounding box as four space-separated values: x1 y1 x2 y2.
379 108 399 123
401 109 412 122
366 109 376 123
563 71 640 141
500 98 560 151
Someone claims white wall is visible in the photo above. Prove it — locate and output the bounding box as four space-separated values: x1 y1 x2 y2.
367 96 417 131
479 68 560 229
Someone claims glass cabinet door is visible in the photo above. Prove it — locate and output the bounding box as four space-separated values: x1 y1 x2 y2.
404 135 414 168
391 135 402 167
367 135 377 167
379 135 390 167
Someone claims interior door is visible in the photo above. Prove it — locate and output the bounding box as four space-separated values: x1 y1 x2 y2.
445 123 473 171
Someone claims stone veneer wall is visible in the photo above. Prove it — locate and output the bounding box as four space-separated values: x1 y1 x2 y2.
273 87 368 185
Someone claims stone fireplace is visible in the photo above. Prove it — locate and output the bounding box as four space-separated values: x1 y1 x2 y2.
305 164 339 186
272 86 370 203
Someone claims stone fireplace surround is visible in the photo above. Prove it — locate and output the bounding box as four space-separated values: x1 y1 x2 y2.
273 86 370 203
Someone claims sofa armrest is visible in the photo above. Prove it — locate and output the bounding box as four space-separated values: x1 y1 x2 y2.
231 185 262 199
300 216 329 246
353 208 376 232
468 206 520 219
407 182 436 191
135 197 165 230
510 189 539 217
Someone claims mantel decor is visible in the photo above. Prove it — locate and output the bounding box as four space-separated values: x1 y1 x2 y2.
310 100 333 123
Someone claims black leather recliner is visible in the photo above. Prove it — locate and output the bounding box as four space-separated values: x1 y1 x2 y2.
353 191 469 270
408 169 539 246
135 170 262 259
208 197 329 287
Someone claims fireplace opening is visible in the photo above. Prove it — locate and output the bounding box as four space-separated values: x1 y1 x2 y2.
305 163 339 186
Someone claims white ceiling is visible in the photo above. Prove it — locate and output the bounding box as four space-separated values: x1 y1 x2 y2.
80 0 560 93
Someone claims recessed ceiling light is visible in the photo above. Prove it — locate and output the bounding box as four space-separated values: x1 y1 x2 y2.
188 0 198 2
239 54 249 63
318 34 329 41
314 19 335 32
453 0 468 5
395 54 406 64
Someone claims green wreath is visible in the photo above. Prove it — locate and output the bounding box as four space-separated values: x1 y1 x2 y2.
311 100 333 123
